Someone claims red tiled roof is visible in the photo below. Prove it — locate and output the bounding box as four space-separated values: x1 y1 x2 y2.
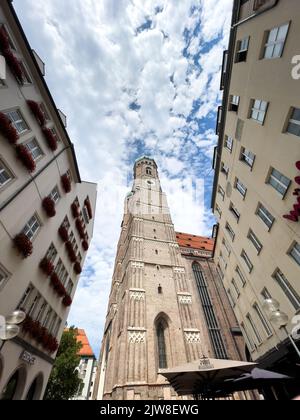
75 329 94 357
175 232 214 252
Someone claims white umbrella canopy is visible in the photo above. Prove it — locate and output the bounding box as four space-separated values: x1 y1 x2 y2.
159 357 257 397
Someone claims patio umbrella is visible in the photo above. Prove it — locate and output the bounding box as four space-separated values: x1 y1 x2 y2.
159 356 256 398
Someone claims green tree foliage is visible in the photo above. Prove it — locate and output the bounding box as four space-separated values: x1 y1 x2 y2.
44 327 83 400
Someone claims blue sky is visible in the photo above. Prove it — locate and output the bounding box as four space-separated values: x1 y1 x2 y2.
14 0 233 356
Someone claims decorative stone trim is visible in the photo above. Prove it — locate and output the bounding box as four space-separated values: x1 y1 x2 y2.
130 291 145 301
178 295 192 305
184 330 201 344
173 267 185 274
131 262 144 269
128 329 146 344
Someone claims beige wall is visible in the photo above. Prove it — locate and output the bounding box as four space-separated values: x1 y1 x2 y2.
213 0 300 361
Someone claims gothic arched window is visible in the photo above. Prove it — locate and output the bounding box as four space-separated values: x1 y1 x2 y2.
146 167 152 176
157 321 167 369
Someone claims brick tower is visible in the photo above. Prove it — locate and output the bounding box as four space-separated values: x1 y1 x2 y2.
94 157 209 400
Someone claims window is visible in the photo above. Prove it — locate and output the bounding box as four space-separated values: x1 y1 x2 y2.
0 24 16 50
225 222 235 241
17 285 33 310
66 279 74 295
264 23 289 59
229 95 240 112
50 127 60 142
227 289 235 308
0 264 10 291
215 204 222 219
232 279 240 299
5 109 29 134
224 136 233 152
157 322 167 369
25 139 43 161
82 207 89 225
229 202 240 222
62 216 70 230
0 160 13 189
267 168 291 197
43 308 52 328
221 162 229 178
241 250 253 273
289 242 300 267
193 263 228 359
250 99 268 124
236 266 246 287
40 103 50 122
286 108 300 137
23 214 41 240
219 252 227 271
261 288 272 301
222 238 231 257
146 167 152 176
49 186 61 204
240 147 255 169
257 203 275 230
235 36 249 62
248 230 263 254
19 61 32 84
246 313 262 345
28 293 41 318
46 244 57 264
253 303 273 338
36 300 47 322
235 178 247 198
273 269 300 310
241 322 255 352
218 185 225 201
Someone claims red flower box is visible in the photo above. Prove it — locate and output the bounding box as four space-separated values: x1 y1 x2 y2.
84 198 93 219
39 257 54 276
74 262 82 275
295 176 300 186
61 174 71 193
22 315 34 334
3 49 24 84
47 336 59 353
76 219 85 239
62 294 72 307
0 26 10 51
50 272 60 288
66 241 77 263
16 144 36 172
27 100 46 127
50 272 66 297
42 197 56 218
14 233 33 258
42 127 58 151
58 225 69 242
296 161 300 171
82 240 89 251
71 202 80 218
0 112 19 144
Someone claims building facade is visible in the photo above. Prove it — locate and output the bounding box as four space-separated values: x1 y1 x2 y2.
212 0 300 385
93 157 249 401
0 0 97 400
73 329 97 401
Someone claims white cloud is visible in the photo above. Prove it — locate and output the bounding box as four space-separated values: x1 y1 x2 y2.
14 0 233 356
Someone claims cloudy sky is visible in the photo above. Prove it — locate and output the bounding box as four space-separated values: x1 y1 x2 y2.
14 0 233 356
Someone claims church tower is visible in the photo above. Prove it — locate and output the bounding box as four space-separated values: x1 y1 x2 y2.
94 157 209 400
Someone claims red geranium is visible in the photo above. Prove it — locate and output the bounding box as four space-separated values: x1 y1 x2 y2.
76 219 85 239
22 315 34 334
58 225 69 242
71 202 80 218
66 241 77 263
84 198 93 219
62 294 72 307
14 233 33 258
47 336 59 353
39 257 54 276
0 26 10 51
82 240 89 251
16 144 36 172
74 261 82 275
61 174 71 193
42 127 58 151
27 100 46 127
3 49 24 84
0 112 19 144
42 197 56 218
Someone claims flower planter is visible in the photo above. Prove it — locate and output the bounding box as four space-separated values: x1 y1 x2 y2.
22 314 58 353
295 176 300 186
27 100 46 127
39 257 54 276
62 294 72 307
296 161 300 171
0 26 10 51
75 219 85 239
16 145 36 172
14 233 33 258
42 127 58 151
0 112 19 144
50 272 66 297
2 49 24 84
74 262 82 275
84 198 93 219
58 225 69 242
71 202 80 218
61 174 71 193
66 241 77 263
82 240 89 251
42 197 56 218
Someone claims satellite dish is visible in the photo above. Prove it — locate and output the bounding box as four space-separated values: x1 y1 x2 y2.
226 182 232 198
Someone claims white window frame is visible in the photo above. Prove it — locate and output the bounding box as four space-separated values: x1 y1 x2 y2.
4 109 29 135
273 269 300 311
225 222 235 241
257 203 275 230
289 242 300 267
17 285 34 311
49 186 61 204
222 238 231 257
232 279 240 299
224 136 233 152
221 162 229 178
25 139 43 162
0 264 10 291
246 313 263 345
227 289 235 308
267 168 291 198
229 202 240 221
19 61 32 85
253 303 273 338
241 250 253 273
236 36 249 62
286 107 300 137
240 147 255 169
236 266 247 287
248 230 263 254
46 243 57 264
0 159 14 190
264 23 290 59
218 185 225 201
235 178 247 198
0 23 17 50
241 322 255 352
229 95 240 112
215 204 222 219
250 99 268 124
23 214 41 240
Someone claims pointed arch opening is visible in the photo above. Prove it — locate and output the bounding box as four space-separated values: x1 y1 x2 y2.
154 314 172 370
